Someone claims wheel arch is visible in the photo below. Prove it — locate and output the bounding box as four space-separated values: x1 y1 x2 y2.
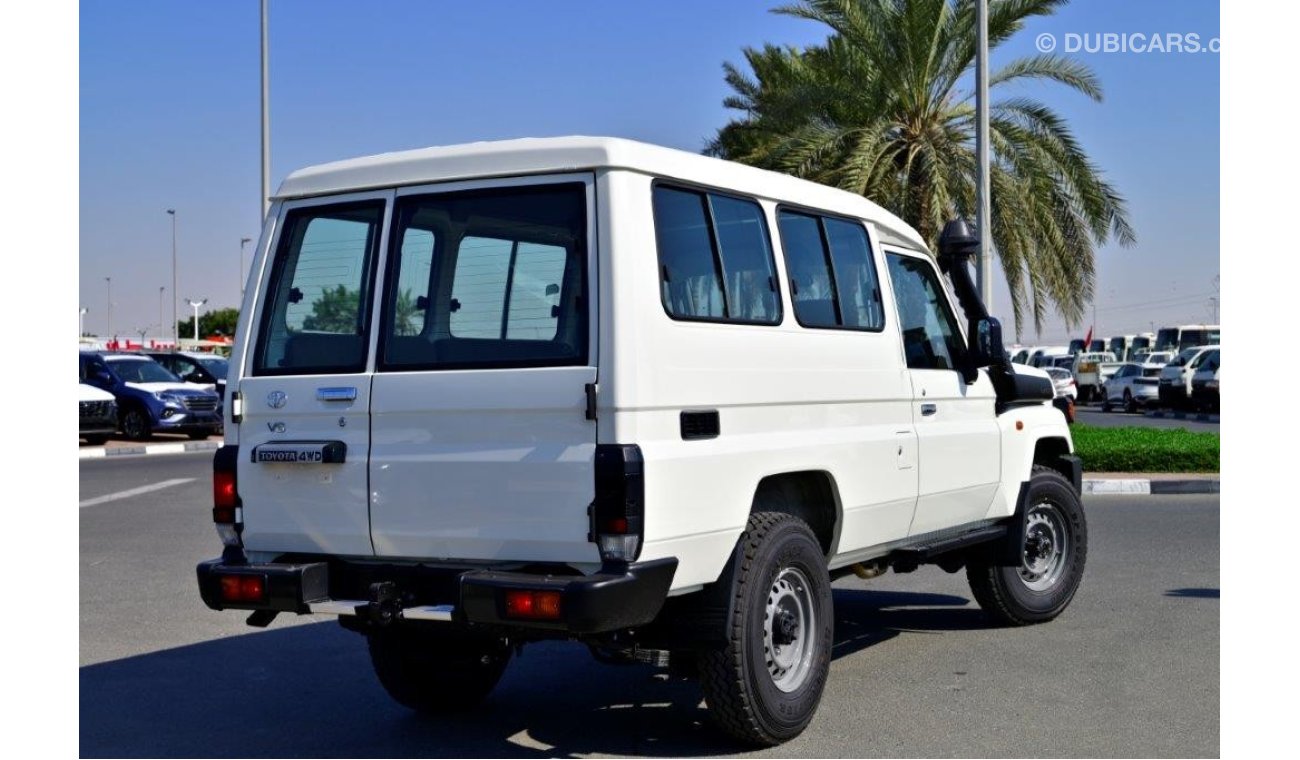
749 470 843 558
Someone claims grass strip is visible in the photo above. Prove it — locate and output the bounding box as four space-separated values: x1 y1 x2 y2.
1071 424 1219 473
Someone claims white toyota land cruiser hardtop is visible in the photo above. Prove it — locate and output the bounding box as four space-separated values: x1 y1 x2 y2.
197 137 1084 746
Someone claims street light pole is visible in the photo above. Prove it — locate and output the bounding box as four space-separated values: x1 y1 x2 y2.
240 236 252 298
975 0 992 308
158 287 165 344
105 276 113 339
261 0 270 219
80 307 88 338
167 209 178 344
187 298 208 342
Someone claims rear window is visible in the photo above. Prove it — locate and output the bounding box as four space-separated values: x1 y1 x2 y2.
253 200 385 375
777 209 884 331
379 183 588 370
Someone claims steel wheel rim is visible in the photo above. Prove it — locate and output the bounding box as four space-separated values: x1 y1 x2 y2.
1019 501 1070 591
763 566 816 693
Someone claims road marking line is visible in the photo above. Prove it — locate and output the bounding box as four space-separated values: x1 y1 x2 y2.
79 478 196 508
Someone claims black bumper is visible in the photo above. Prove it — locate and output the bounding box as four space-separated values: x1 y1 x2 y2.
196 556 677 635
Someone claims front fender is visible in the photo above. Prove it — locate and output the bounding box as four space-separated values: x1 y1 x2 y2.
984 403 1074 520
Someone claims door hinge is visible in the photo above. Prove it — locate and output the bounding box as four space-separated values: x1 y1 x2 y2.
585 383 598 421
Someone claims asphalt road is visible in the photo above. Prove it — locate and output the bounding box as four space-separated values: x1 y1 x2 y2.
1074 404 1219 432
81 454 1219 758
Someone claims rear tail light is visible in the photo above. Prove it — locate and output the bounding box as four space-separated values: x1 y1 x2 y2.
218 573 266 604
503 589 562 620
212 446 242 547
590 444 644 563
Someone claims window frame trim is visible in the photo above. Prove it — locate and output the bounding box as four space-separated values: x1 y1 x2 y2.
774 202 888 333
650 178 784 327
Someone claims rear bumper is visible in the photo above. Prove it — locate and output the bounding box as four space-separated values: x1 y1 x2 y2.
196 556 677 635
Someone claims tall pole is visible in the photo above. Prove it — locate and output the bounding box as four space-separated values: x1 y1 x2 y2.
105 276 113 339
80 307 87 338
167 209 178 343
975 0 992 308
240 236 252 298
158 286 165 343
261 0 270 219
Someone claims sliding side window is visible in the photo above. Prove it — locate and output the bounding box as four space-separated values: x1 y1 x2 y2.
776 209 885 331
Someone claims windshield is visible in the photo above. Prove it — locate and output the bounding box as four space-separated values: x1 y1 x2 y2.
1132 336 1151 351
1155 329 1179 352
106 358 179 384
1170 348 1199 367
194 356 228 378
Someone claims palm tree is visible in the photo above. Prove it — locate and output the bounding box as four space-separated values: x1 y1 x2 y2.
708 0 1135 336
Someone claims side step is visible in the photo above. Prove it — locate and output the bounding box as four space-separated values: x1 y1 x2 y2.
889 524 1008 573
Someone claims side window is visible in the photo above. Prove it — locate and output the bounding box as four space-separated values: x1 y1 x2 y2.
777 212 838 328
379 183 588 370
776 209 885 331
652 185 780 324
254 201 384 375
885 253 967 371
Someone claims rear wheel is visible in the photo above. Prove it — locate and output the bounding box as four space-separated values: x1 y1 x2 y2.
967 466 1087 626
699 512 833 746
367 624 511 713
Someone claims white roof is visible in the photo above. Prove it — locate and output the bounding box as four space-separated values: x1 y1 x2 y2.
275 136 928 251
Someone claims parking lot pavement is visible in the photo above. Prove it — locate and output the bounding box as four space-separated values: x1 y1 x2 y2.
1075 403 1220 432
79 455 1218 758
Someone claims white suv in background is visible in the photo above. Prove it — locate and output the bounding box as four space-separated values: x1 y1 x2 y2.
1158 344 1220 407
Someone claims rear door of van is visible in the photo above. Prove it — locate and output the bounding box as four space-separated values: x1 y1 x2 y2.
237 192 390 557
367 176 599 564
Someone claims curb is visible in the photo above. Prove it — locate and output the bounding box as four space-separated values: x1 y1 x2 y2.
1143 410 1220 423
79 441 221 459
1083 478 1219 495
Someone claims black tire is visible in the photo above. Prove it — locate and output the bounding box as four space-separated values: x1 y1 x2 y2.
1100 395 1112 413
967 466 1087 626
367 624 511 713
1123 390 1138 414
82 434 109 446
121 406 152 441
699 512 833 746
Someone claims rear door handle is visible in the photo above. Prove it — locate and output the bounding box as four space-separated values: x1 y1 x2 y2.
920 403 938 416
317 387 358 402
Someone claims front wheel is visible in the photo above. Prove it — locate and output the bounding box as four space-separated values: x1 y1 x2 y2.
699 512 833 746
367 624 511 713
1123 390 1138 414
967 466 1087 626
120 407 152 441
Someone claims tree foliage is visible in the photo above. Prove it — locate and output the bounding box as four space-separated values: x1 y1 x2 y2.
177 307 240 339
708 0 1135 336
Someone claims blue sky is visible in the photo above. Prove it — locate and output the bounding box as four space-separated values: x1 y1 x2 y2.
79 0 1218 342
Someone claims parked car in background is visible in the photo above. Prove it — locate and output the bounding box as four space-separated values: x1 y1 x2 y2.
144 351 228 403
1101 361 1163 413
1130 350 1173 366
79 351 222 440
1190 349 1219 412
78 382 118 445
1072 351 1120 402
1049 355 1075 370
1158 344 1220 407
1045 367 1077 400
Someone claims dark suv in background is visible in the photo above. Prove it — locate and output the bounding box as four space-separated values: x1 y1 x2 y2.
79 351 222 440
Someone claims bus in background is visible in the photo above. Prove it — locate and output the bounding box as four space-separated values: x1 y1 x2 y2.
1108 333 1156 362
1068 338 1086 355
1154 324 1220 353
1088 339 1106 353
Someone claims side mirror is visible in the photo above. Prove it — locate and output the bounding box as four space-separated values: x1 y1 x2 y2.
94 370 114 386
970 316 1008 369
